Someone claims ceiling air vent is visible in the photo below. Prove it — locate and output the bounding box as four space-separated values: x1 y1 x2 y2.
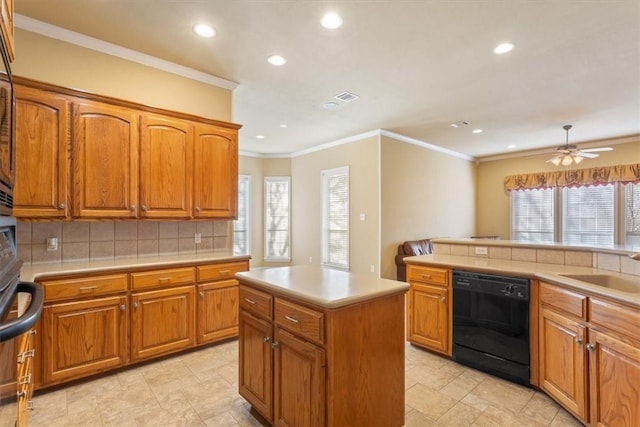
334 91 359 102
449 120 471 128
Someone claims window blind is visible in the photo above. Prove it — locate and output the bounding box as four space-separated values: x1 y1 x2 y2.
511 188 554 242
625 183 640 246
562 184 614 246
322 167 349 269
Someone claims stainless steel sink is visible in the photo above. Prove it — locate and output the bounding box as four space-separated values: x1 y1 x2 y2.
559 274 640 294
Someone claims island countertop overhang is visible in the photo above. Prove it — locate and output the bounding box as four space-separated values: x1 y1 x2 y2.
235 265 409 309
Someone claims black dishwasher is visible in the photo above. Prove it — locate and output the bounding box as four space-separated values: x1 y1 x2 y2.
452 270 530 386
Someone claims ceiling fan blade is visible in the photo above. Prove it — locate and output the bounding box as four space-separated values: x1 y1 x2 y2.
581 147 613 153
579 152 599 158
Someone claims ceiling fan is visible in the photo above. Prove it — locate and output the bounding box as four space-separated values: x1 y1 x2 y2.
547 124 613 166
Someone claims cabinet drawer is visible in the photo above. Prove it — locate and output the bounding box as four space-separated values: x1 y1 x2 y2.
239 286 272 320
407 265 449 286
197 261 248 282
42 274 128 302
589 297 640 342
540 282 587 319
274 298 324 345
131 267 195 290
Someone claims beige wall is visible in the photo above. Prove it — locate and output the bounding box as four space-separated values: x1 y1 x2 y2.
380 136 476 279
291 136 380 276
12 29 233 121
239 155 291 268
476 138 640 238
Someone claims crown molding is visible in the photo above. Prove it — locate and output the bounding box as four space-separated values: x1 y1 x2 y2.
290 130 382 158
15 14 238 90
379 130 476 161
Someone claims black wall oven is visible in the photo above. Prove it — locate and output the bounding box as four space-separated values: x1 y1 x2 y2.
452 270 530 386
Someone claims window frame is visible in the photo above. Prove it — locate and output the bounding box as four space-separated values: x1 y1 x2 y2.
321 166 350 270
264 176 291 262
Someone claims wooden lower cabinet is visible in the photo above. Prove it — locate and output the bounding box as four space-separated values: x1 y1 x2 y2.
539 281 640 426
273 328 325 427
407 282 449 355
42 295 127 385
539 307 588 420
239 310 273 422
130 286 196 362
238 283 405 427
197 279 239 344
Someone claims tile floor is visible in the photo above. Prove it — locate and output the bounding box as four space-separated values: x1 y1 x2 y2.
24 340 582 426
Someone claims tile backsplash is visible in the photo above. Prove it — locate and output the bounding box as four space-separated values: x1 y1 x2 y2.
17 220 232 265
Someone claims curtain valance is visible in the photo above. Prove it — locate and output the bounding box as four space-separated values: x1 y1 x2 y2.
504 163 640 191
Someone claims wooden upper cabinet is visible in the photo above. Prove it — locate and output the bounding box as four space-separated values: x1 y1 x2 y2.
71 101 139 218
13 86 69 218
140 114 193 218
193 123 238 219
0 0 14 61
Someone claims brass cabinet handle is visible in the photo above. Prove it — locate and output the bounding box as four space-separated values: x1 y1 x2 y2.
575 337 583 344
119 304 126 312
263 336 270 343
586 343 596 351
58 203 65 209
195 206 201 214
244 298 256 305
130 205 136 211
219 270 231 275
421 274 432 279
141 205 148 211
272 341 279 349
79 286 97 292
285 315 299 324
17 390 27 399
199 291 205 297
17 349 35 364
440 296 446 303
133 302 139 309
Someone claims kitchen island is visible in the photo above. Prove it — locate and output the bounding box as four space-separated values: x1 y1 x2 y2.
235 265 408 427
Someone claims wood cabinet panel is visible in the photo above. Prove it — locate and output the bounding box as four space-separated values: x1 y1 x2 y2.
589 330 640 427
407 265 449 286
540 282 587 319
13 86 69 217
41 273 128 302
197 280 239 344
539 307 588 421
273 328 325 427
0 306 17 399
130 285 196 362
193 124 238 219
239 309 273 422
130 267 195 291
274 298 324 345
140 114 193 218
42 295 128 385
71 101 139 218
197 261 247 282
407 282 449 355
0 0 13 61
239 285 273 320
588 297 640 342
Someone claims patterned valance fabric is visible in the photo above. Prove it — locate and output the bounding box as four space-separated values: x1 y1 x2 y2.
504 163 640 191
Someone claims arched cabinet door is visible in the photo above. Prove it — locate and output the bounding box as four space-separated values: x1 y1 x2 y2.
193 123 238 219
71 100 139 218
13 86 69 218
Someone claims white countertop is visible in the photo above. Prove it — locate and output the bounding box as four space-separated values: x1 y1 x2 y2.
405 254 640 306
20 253 250 282
235 265 409 309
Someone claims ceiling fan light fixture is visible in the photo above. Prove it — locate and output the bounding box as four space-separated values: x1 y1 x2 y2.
550 156 562 166
573 154 584 164
561 155 573 166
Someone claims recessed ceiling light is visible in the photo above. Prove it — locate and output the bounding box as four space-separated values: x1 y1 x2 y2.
256 135 265 139
267 55 287 66
507 144 516 149
321 12 343 29
323 101 339 110
472 129 483 134
193 24 216 38
280 124 288 128
493 42 514 54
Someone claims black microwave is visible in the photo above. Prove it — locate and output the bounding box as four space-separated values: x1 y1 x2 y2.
0 31 14 215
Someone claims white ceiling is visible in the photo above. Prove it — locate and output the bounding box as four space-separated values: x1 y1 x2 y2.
14 0 640 159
